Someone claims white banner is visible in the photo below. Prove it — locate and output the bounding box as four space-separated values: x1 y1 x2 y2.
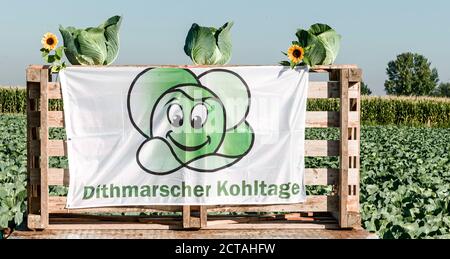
60 66 309 208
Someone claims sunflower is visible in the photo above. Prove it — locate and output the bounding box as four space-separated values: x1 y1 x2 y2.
41 33 58 51
287 44 305 64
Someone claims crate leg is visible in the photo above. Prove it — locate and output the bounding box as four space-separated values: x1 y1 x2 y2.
183 206 207 229
26 66 50 230
339 68 350 229
337 68 363 229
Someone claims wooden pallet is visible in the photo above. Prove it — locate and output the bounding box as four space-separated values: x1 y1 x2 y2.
20 64 371 237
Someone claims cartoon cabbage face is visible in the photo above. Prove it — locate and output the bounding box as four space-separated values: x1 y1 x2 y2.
59 15 122 66
127 68 254 175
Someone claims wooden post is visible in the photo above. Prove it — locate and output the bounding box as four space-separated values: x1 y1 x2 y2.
26 66 50 229
183 206 207 229
26 67 41 229
339 69 350 228
39 67 50 229
347 69 362 227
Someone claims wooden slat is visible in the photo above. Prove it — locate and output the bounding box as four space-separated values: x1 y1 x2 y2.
304 169 338 186
46 81 358 101
347 196 360 212
48 82 62 99
26 67 41 82
306 112 338 127
205 215 337 225
349 68 363 83
183 206 207 229
46 214 335 224
307 81 359 99
306 111 361 128
308 82 339 98
48 140 67 157
50 111 359 129
45 111 358 130
183 206 192 228
199 206 208 228
349 112 359 128
348 169 359 186
49 169 70 186
45 222 339 230
11 228 377 239
311 65 358 71
48 81 355 100
48 223 176 230
37 168 358 187
46 140 358 157
48 197 182 214
305 140 358 157
48 196 337 214
39 68 50 229
204 223 339 230
48 111 64 128
208 196 338 213
30 168 70 186
47 111 358 129
339 69 350 228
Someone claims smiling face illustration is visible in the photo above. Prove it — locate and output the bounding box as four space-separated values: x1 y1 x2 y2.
151 85 226 163
128 68 254 175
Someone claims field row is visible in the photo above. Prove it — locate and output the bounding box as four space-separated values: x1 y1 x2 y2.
2 87 450 127
1 115 450 238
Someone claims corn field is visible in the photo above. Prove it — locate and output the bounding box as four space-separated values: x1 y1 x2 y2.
1 87 450 127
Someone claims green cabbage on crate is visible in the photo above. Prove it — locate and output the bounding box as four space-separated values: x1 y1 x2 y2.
59 15 122 66
280 23 341 67
297 23 341 66
184 22 233 65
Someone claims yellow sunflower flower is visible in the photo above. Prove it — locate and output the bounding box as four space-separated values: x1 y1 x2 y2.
41 33 58 51
287 44 305 64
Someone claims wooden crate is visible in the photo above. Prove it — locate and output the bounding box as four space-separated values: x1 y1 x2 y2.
25 64 363 233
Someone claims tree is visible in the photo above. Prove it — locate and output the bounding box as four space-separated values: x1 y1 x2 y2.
434 82 450 97
385 53 439 96
361 82 372 96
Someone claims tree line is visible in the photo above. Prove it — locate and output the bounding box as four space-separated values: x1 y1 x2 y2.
362 52 449 97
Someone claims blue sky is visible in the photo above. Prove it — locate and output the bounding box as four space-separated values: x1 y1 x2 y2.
0 0 449 95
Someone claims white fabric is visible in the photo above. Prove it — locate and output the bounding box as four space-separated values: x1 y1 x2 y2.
60 66 309 208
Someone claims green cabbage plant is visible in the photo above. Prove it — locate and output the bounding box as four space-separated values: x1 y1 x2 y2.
59 15 122 66
281 23 341 67
184 22 233 65
296 23 341 66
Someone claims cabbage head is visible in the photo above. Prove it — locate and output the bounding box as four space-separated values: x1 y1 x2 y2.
184 22 233 65
296 23 341 66
59 15 122 66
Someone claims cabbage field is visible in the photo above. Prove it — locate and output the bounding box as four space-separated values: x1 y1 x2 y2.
1 114 450 239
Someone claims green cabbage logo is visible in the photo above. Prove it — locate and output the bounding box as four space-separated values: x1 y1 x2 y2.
127 68 254 175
